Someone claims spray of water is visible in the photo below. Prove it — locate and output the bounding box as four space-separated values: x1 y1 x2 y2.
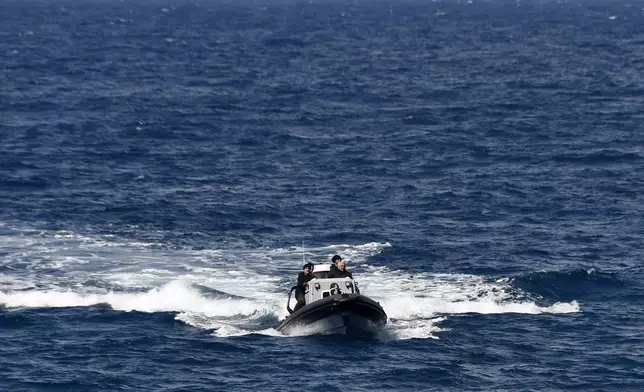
0 223 580 339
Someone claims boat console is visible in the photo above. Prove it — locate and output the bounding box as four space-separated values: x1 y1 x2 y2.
305 277 359 303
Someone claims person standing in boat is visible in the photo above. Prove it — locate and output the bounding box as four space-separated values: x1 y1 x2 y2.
329 256 353 279
294 262 315 312
330 255 342 276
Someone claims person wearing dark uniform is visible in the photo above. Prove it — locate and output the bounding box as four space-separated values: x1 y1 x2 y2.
293 262 314 312
329 255 341 277
328 256 353 279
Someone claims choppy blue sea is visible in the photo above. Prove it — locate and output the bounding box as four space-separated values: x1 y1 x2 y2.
1 0 644 390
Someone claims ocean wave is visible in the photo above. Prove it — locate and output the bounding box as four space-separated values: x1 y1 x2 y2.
510 268 625 301
552 150 642 165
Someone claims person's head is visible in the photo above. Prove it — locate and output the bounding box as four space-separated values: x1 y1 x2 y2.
337 260 346 271
331 255 342 265
303 262 314 274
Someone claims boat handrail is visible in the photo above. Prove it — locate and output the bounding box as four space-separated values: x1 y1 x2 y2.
286 285 297 314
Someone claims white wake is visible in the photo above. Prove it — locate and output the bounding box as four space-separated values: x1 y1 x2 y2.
0 223 581 339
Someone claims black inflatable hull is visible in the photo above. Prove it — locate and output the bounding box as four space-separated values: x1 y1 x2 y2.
276 294 387 337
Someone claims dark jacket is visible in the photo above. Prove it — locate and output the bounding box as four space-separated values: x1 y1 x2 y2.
328 268 353 279
295 272 313 299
